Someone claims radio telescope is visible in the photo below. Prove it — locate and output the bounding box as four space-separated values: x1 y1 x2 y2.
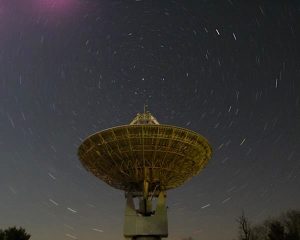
78 111 212 240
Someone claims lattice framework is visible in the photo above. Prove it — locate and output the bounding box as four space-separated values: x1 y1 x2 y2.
78 124 212 193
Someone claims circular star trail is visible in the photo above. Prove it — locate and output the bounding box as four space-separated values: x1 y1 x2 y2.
0 1 299 240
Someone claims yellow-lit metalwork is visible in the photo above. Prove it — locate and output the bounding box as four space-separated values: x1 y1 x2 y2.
78 112 212 194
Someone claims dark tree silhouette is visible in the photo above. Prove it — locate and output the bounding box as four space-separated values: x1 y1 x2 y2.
0 230 5 240
251 224 269 240
0 227 30 240
238 210 300 240
268 221 285 240
237 211 252 240
285 210 300 240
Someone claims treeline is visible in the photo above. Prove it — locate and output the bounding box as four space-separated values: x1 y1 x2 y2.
182 209 300 240
0 226 30 240
238 209 300 240
1 209 299 240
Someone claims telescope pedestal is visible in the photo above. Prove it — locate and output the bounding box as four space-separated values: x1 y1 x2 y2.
133 237 160 240
123 192 168 240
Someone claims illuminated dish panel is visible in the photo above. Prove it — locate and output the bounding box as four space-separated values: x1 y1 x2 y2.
78 114 212 193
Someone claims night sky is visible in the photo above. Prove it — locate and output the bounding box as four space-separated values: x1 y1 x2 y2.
0 1 299 240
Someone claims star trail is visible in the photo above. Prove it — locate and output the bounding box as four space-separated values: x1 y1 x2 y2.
0 1 299 240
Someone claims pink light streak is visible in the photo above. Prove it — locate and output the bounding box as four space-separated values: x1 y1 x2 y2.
31 0 81 18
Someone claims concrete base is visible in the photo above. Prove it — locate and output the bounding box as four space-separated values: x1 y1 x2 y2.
123 191 168 239
135 237 161 240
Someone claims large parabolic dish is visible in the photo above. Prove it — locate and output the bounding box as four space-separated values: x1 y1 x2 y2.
78 112 212 193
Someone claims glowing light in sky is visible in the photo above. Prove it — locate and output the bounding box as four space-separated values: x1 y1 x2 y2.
32 0 80 16
35 0 73 10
